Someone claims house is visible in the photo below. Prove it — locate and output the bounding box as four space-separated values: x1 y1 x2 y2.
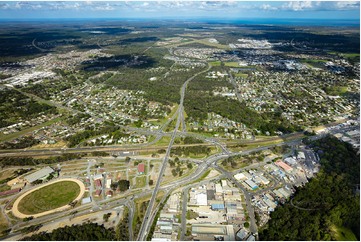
138 163 145 174
95 190 102 197
106 190 113 197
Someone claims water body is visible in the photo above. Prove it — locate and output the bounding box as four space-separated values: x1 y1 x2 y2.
0 18 359 27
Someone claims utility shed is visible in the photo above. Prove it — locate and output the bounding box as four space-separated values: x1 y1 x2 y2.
24 166 54 183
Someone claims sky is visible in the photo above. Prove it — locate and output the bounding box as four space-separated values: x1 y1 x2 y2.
0 1 359 20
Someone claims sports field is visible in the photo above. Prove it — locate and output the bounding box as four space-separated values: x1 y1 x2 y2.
17 181 80 215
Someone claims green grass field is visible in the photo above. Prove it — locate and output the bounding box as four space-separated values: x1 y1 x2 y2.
17 181 80 215
235 73 249 78
209 61 221 66
224 62 241 67
342 53 360 58
330 224 358 241
135 176 146 188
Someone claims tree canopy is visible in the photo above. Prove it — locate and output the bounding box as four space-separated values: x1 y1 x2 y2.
260 136 360 241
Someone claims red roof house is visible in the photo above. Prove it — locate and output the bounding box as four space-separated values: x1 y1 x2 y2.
138 163 145 174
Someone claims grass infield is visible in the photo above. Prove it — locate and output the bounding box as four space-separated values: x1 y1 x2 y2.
17 181 80 215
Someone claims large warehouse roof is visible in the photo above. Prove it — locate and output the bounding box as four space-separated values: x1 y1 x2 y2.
24 166 54 183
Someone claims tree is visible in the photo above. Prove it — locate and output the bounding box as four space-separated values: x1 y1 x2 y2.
21 223 116 241
103 213 111 222
118 180 130 192
169 159 175 167
110 182 118 191
187 163 193 169
149 180 154 186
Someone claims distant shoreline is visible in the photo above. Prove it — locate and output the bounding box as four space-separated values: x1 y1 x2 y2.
0 18 359 27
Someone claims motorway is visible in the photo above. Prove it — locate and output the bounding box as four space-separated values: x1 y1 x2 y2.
136 62 212 241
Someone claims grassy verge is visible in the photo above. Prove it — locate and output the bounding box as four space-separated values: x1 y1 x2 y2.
191 169 211 184
146 195 170 241
0 211 9 237
133 191 164 239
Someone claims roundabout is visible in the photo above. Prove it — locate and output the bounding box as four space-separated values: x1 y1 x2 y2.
12 178 85 218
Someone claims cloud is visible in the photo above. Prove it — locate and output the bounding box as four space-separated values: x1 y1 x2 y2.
282 1 315 11
334 1 360 10
281 1 360 11
1 1 359 14
93 3 115 11
260 4 277 11
0 3 10 10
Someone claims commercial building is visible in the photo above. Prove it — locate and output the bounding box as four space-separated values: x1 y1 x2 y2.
245 179 258 190
234 173 247 181
275 160 293 172
24 166 54 183
215 184 223 195
258 175 270 185
236 228 249 240
192 224 235 241
196 193 208 206
82 197 92 204
211 203 225 210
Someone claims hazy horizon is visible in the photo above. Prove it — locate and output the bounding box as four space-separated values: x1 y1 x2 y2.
0 1 359 22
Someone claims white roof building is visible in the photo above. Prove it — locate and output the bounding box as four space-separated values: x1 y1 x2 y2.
234 173 247 180
106 179 112 189
24 166 54 183
93 174 103 180
82 197 92 204
196 193 208 206
215 184 223 195
297 152 305 160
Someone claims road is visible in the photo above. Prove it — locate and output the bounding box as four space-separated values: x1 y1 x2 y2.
180 186 190 241
136 63 211 241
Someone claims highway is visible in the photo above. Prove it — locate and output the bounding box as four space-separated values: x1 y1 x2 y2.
137 63 211 240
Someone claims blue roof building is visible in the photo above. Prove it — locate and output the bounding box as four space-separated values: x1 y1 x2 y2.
211 203 225 210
